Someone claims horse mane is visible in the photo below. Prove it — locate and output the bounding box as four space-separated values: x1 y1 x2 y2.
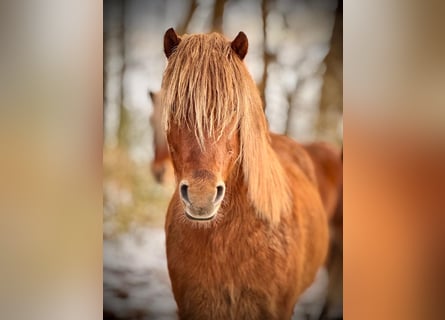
161 32 292 223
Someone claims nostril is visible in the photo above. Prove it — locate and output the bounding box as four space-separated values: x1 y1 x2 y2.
214 185 225 203
180 183 190 204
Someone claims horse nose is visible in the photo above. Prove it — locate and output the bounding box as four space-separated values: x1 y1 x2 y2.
179 181 225 207
214 183 225 204
180 181 190 204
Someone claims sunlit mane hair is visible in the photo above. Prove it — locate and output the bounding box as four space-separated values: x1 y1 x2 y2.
161 32 292 223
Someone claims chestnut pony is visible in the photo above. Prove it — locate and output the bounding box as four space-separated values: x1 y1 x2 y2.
149 90 175 185
149 92 342 220
161 28 329 319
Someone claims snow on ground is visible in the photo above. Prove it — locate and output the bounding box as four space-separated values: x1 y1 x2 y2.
104 226 329 320
104 228 176 319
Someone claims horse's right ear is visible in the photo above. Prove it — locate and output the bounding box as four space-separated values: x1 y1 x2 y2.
164 28 181 59
231 31 248 60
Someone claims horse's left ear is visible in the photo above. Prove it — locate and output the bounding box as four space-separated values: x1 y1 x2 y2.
148 90 155 101
231 31 248 60
164 28 181 59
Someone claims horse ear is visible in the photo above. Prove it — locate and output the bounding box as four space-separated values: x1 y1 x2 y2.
231 31 248 60
148 90 155 102
164 28 181 59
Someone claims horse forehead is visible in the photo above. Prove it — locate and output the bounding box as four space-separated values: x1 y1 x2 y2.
183 33 227 45
177 36 229 60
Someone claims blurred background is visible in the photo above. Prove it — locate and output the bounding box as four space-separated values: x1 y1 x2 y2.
103 0 342 319
2 0 444 320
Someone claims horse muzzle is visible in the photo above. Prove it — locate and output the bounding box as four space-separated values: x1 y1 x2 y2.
179 180 225 221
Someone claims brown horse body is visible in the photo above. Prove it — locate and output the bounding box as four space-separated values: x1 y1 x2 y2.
160 29 329 319
165 133 327 320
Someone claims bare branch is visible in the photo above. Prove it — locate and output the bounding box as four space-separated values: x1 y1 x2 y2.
177 0 199 35
316 0 343 140
258 0 276 110
211 0 226 33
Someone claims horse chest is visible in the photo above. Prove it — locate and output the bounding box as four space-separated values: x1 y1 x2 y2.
168 220 286 278
166 222 295 319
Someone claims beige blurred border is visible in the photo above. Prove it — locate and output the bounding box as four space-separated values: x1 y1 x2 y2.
0 1 102 319
345 1 445 319
1 0 445 319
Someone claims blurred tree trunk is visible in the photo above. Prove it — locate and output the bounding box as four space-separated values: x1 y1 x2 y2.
284 91 294 136
177 0 198 34
316 0 343 143
284 79 304 136
258 0 276 110
103 10 108 140
116 0 129 148
211 0 225 33
104 0 126 148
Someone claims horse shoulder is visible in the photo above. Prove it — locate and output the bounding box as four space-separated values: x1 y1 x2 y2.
270 133 318 186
